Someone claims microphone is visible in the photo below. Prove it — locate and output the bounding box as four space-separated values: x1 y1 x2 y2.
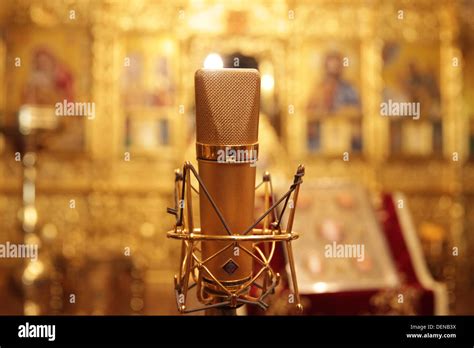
167 68 304 315
195 68 260 302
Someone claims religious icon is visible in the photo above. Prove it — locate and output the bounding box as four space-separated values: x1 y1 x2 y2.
23 47 74 105
122 52 144 107
151 56 174 107
121 37 177 153
22 46 84 152
305 47 362 154
382 42 441 157
307 51 360 116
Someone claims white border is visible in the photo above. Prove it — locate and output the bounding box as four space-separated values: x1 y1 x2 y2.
393 192 449 315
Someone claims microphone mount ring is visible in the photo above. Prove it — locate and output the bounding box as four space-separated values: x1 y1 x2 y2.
167 162 304 315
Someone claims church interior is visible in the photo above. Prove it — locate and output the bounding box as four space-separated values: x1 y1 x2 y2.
0 0 474 316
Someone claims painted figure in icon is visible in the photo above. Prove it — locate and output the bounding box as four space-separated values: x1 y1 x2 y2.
306 50 361 152
23 47 74 105
307 51 360 116
22 46 83 151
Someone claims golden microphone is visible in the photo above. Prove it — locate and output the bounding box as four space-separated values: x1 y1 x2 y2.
195 68 260 308
167 68 304 315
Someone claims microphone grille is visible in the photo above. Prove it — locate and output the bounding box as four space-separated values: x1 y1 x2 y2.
195 69 260 145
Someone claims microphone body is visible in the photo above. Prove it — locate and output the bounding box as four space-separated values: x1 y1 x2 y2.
195 68 260 295
167 68 303 314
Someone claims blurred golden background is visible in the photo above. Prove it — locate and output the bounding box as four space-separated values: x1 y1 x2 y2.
0 0 473 315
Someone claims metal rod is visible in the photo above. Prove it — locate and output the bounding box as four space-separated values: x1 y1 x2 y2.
186 163 233 235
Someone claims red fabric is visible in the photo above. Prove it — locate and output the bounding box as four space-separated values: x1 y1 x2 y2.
380 193 418 284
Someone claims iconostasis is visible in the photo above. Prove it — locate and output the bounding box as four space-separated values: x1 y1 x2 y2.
0 0 473 314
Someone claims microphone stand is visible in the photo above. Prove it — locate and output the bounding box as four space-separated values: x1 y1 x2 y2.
167 163 305 315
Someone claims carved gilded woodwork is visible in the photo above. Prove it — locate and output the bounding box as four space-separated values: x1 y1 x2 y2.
0 0 472 314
